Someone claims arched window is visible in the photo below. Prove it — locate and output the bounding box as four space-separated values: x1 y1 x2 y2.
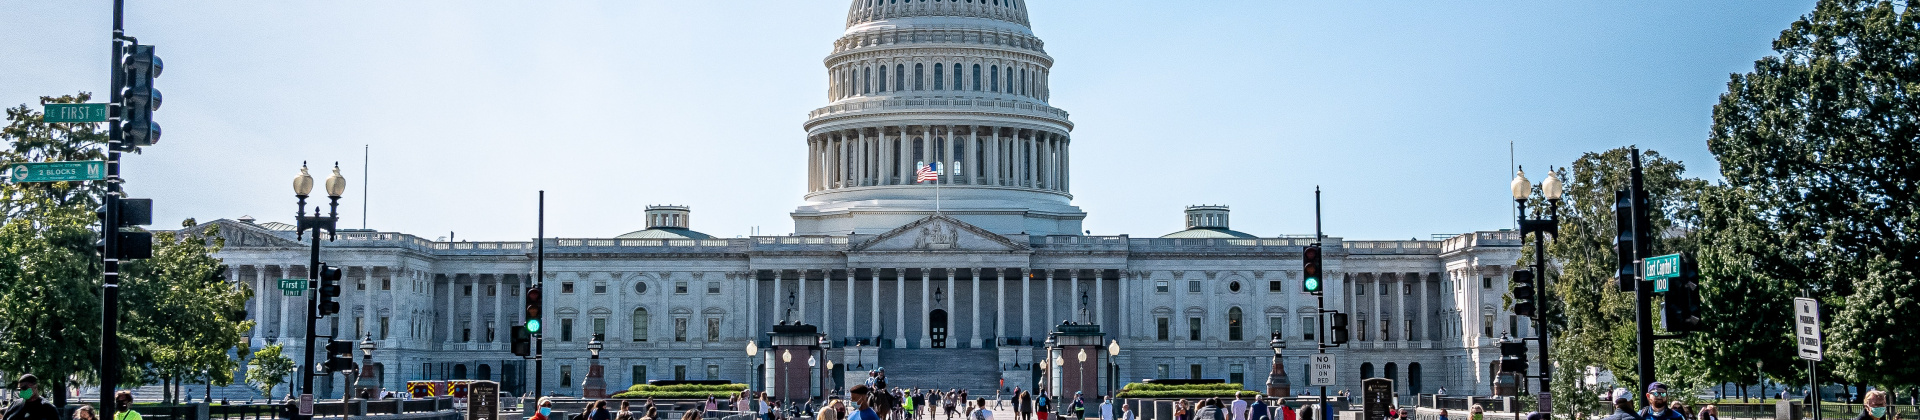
952 63 963 90
1006 67 1014 93
632 307 650 342
914 63 924 90
1019 68 1027 96
878 67 888 92
972 64 983 91
1227 307 1244 341
1385 362 1399 383
896 65 906 91
990 66 999 92
863 67 872 94
933 63 944 90
1360 362 1374 380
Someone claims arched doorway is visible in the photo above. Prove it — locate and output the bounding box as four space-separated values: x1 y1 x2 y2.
453 364 468 380
1385 363 1398 383
930 309 949 348
1360 362 1374 380
1408 363 1422 395
477 364 492 381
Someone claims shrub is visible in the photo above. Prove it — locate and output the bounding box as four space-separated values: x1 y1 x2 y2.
613 383 749 398
1114 383 1261 399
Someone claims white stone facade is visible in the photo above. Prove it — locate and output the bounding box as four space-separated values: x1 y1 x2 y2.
193 0 1531 400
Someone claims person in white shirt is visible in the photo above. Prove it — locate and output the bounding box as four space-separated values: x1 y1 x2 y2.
1099 396 1114 420
1230 393 1250 420
972 399 994 420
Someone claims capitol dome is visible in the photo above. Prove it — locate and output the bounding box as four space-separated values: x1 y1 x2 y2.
793 0 1083 237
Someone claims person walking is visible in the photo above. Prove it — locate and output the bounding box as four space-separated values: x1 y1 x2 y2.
1122 402 1136 420
617 401 635 420
1071 393 1086 420
112 391 143 420
1174 400 1190 420
1699 405 1719 420
851 385 882 420
531 398 555 420
709 397 720 412
974 399 995 420
1858 390 1897 420
1600 389 1638 420
3 375 58 420
1231 393 1250 420
1639 383 1685 420
821 398 848 420
1248 396 1268 420
73 406 97 420
1100 396 1114 420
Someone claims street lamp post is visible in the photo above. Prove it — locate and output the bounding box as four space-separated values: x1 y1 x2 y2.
1512 167 1562 417
585 334 606 398
358 332 377 399
294 162 346 418
1106 340 1120 397
747 341 760 393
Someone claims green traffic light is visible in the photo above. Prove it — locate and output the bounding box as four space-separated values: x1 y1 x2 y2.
526 319 542 333
1304 277 1321 292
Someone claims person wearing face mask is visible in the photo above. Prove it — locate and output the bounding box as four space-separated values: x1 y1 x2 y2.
531 397 555 420
1469 405 1484 420
112 391 142 420
849 385 882 420
1698 405 1718 420
1639 383 1686 420
1858 390 1897 420
3 374 59 420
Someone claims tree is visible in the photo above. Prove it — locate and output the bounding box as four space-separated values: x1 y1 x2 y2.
247 344 295 400
0 93 108 407
0 93 108 219
1707 0 1920 390
120 219 255 403
1520 148 1707 410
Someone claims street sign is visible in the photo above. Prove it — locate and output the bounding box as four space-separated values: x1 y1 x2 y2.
42 103 109 123
298 394 313 416
1794 297 1823 361
1362 378 1393 420
1645 253 1682 290
8 161 105 183
1310 354 1337 386
279 279 306 296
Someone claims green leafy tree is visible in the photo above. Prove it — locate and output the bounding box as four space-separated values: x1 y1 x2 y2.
1706 0 1920 390
120 220 254 403
1520 148 1707 409
247 344 295 400
1 93 108 218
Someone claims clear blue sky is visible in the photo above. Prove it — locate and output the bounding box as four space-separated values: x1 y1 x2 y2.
0 1 1816 241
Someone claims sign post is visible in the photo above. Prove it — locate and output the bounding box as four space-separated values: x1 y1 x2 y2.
1310 354 1337 386
9 161 106 183
1644 253 1682 292
1795 296 1823 420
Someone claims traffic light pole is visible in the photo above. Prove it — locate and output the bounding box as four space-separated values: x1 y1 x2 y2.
1314 187 1328 420
534 190 545 398
1630 149 1657 408
99 1 127 417
1529 212 1553 417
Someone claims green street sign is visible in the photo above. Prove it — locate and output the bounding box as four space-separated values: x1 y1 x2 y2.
279 278 307 296
1645 253 1682 292
8 161 106 183
42 103 109 123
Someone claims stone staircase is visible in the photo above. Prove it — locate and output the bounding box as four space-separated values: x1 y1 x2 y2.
876 348 1001 394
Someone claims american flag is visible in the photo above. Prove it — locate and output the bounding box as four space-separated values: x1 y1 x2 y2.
916 162 940 183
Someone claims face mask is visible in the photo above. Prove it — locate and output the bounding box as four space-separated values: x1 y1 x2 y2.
1870 407 1887 418
1650 408 1666 416
540 408 552 416
16 389 31 399
1472 414 1483 420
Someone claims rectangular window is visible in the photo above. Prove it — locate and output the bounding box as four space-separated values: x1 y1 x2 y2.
674 365 688 381
488 285 496 296
355 317 365 338
1189 364 1203 380
1269 316 1284 336
1270 280 1283 292
463 324 472 342
1155 364 1170 379
1302 316 1316 340
1381 284 1389 295
464 285 473 296
1358 317 1368 341
708 282 721 294
1188 281 1201 293
1380 319 1390 341
1229 316 1244 341
631 365 647 386
1188 317 1202 341
1483 313 1495 337
1156 317 1170 341
357 279 366 291
707 318 721 341
1406 319 1415 341
487 321 496 342
1483 278 1493 289
380 317 390 340
1356 284 1366 296
675 282 689 294
562 282 575 294
707 365 720 380
1155 280 1169 293
382 277 391 290
593 318 607 337
594 282 607 294
1405 283 1413 295
1229 364 1246 386
561 365 573 387
675 318 689 342
562 318 575 342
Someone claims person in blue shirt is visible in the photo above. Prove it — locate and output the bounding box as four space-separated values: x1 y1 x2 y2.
1640 383 1686 420
1247 397 1268 420
850 385 882 420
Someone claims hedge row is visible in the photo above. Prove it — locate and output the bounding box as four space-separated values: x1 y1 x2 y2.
623 384 750 393
1120 383 1247 392
610 390 741 399
1112 390 1264 399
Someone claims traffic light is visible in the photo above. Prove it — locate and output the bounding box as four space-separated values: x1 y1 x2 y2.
1329 312 1350 345
323 339 356 373
511 323 532 356
1511 269 1536 317
1302 245 1323 294
524 285 543 335
317 264 343 316
1663 254 1703 332
1497 340 1529 372
98 198 154 260
1614 190 1637 292
118 43 162 150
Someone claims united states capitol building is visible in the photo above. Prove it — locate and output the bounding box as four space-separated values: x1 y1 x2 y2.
197 0 1531 400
